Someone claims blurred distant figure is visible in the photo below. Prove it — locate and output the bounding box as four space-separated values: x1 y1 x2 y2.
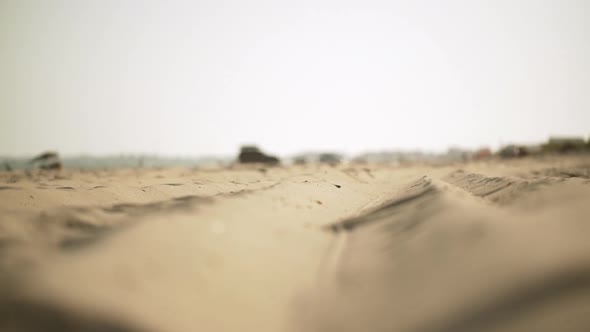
30 151 63 170
238 146 280 165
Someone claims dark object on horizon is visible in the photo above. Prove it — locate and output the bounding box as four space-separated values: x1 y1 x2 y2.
318 153 342 165
543 137 587 153
238 146 280 165
3 162 11 172
498 145 528 158
30 151 63 170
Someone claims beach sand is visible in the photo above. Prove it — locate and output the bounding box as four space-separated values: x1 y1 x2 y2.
1 156 590 332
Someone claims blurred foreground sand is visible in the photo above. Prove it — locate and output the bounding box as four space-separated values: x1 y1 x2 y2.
1 156 590 332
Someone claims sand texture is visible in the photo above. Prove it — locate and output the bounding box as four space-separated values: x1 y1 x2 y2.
1 156 590 332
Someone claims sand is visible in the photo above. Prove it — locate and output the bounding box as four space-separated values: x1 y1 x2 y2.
1 156 590 332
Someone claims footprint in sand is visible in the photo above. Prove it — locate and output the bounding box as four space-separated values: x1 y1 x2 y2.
89 186 107 190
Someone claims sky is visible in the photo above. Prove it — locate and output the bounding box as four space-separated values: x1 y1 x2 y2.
1 0 588 157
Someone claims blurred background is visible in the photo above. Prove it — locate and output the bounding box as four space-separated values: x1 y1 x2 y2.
1 0 588 165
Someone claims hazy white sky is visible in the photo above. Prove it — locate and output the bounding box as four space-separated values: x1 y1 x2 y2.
1 0 588 157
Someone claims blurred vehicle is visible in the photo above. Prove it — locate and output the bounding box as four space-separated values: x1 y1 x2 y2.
238 146 280 165
498 145 528 158
30 151 63 170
